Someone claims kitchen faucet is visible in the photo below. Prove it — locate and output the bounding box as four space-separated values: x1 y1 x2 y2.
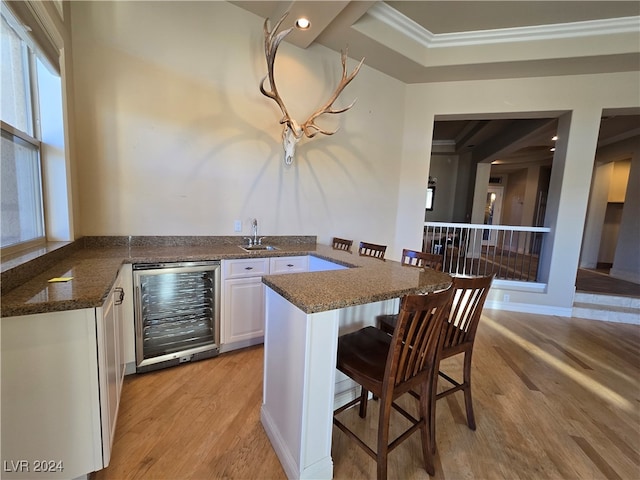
244 219 264 246
252 218 260 245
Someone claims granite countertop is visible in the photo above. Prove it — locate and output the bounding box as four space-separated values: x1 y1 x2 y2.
262 249 452 313
1 239 452 317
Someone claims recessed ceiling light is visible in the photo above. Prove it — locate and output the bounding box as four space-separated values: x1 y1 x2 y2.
295 18 311 30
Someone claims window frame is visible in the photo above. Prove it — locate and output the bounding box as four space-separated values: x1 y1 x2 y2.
1 5 48 255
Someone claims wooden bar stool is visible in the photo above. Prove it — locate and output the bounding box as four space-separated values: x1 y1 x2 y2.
378 274 494 451
400 249 443 270
333 288 454 479
358 241 387 260
433 274 494 444
376 249 443 335
332 237 353 252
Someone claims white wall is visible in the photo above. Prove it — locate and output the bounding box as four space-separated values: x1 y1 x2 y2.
608 159 631 202
425 152 458 222
581 136 639 281
69 1 405 245
581 162 612 268
612 149 640 283
600 204 624 264
397 72 640 314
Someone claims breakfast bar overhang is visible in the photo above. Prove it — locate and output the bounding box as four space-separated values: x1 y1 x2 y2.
260 257 452 479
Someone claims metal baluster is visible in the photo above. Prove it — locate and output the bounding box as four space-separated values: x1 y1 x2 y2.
472 227 480 277
515 230 520 279
509 229 516 279
527 232 536 281
519 232 531 281
455 226 460 274
490 229 497 278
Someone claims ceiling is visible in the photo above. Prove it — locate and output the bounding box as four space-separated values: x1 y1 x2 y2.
432 114 640 173
233 1 639 84
387 1 640 34
233 1 640 167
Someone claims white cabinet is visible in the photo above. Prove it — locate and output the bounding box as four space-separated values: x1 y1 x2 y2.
1 309 103 479
270 255 309 274
117 263 136 375
223 276 266 346
0 274 128 479
221 256 308 352
224 257 270 279
96 272 126 466
221 258 269 351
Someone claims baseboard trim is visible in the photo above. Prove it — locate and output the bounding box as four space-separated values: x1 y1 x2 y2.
261 406 300 479
260 407 333 480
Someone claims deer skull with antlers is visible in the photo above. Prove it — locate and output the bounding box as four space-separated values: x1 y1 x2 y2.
259 12 364 165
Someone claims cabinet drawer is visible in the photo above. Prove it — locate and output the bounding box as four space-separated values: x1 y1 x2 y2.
224 258 269 278
270 256 309 274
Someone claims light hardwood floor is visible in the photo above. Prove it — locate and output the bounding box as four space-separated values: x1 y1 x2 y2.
94 310 639 480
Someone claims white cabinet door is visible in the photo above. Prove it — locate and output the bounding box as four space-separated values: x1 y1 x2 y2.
221 258 269 351
117 263 136 375
113 277 127 394
97 283 122 467
1 309 104 479
223 276 265 345
270 255 309 274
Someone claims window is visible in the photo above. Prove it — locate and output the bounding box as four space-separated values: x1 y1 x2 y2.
1 129 44 247
1 4 63 252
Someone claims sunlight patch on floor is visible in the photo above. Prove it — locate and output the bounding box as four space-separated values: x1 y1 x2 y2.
482 315 633 412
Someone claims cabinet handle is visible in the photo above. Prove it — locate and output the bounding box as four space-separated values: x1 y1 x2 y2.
115 287 125 305
287 264 294 267
245 266 254 270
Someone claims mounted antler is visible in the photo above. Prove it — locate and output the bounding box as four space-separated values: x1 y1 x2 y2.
259 12 364 165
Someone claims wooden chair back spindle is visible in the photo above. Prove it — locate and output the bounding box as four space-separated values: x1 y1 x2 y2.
332 237 353 252
401 249 443 271
359 241 387 260
440 275 493 353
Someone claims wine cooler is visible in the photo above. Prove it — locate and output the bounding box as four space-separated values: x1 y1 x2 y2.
133 261 221 373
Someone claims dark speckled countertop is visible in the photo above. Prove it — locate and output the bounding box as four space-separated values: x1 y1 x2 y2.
262 248 452 313
1 237 452 317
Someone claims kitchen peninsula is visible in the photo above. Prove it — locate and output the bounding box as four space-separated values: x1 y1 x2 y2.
260 254 451 480
1 237 451 480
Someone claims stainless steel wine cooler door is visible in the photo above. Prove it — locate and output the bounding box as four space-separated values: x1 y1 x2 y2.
133 261 221 373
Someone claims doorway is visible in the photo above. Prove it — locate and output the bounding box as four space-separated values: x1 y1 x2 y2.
482 186 503 247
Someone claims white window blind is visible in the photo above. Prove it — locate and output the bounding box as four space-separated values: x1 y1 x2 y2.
1 130 44 247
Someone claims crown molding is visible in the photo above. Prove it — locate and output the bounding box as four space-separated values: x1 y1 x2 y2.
368 2 640 49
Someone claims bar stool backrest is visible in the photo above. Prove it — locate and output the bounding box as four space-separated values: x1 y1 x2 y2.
359 241 387 260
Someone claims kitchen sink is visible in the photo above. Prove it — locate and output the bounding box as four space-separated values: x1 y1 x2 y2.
239 245 279 252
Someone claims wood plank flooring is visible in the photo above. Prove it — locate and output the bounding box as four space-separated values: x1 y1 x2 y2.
94 310 639 479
